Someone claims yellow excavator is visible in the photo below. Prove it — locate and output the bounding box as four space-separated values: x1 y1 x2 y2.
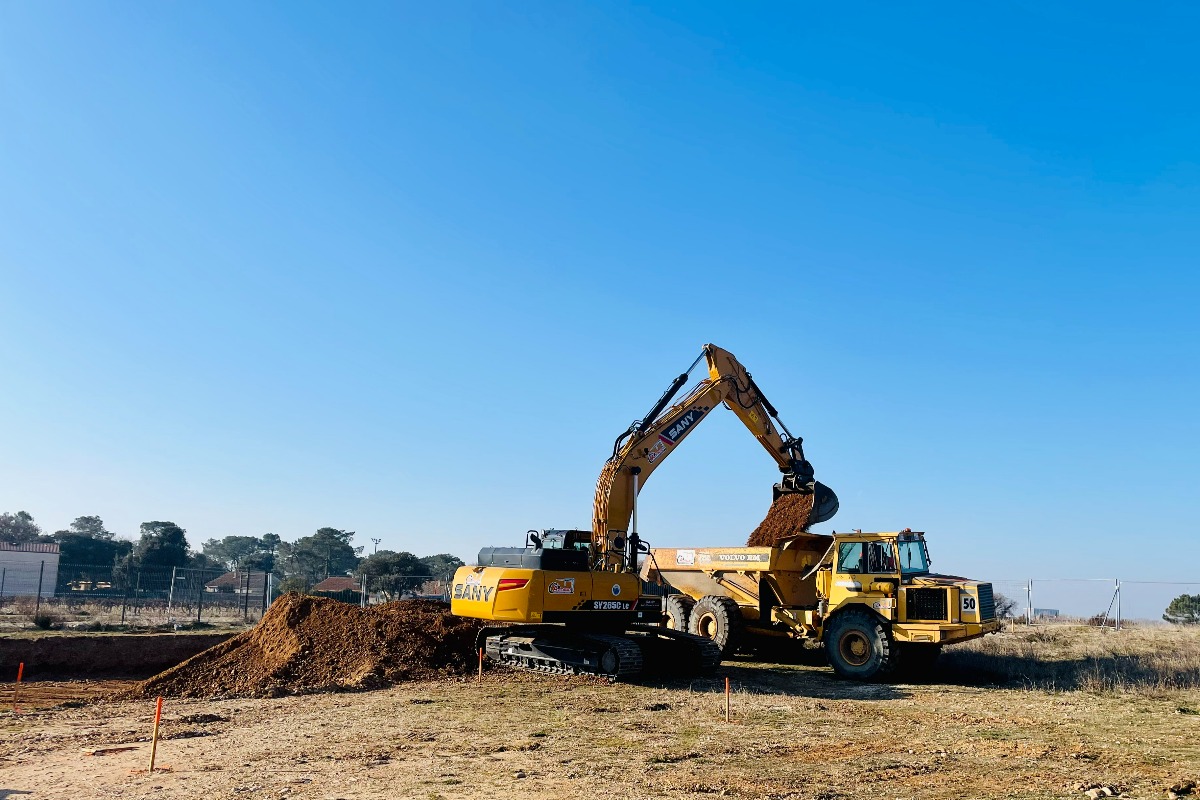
449 343 838 678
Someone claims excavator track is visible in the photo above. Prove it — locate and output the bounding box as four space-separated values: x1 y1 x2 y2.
632 625 723 675
479 625 719 680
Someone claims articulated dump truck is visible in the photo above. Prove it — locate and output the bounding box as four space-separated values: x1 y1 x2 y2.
643 529 1000 680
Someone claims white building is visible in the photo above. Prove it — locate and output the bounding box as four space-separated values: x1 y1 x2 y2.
0 542 60 599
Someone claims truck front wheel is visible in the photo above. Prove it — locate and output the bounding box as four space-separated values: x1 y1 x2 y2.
664 595 695 631
825 610 895 680
688 596 744 656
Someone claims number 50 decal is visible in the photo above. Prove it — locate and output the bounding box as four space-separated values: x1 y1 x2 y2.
962 595 977 612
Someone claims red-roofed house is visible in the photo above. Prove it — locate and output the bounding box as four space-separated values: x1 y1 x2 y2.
205 571 269 595
312 576 360 595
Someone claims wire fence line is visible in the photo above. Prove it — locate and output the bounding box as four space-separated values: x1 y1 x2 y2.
0 561 275 630
3 557 1198 630
989 578 1200 628
0 559 459 630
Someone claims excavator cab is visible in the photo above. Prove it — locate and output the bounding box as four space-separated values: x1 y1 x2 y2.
536 529 592 553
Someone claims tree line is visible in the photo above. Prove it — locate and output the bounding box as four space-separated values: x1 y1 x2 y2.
0 510 462 595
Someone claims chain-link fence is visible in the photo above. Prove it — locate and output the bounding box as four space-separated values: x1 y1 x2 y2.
0 559 274 631
7 556 1196 630
354 573 451 606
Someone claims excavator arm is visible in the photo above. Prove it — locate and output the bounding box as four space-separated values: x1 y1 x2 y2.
592 344 838 572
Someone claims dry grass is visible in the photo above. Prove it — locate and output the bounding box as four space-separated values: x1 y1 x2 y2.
6 626 1200 798
943 623 1200 694
0 597 256 633
7 663 1200 800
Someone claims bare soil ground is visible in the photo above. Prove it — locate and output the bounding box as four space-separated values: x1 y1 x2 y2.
5 626 1200 800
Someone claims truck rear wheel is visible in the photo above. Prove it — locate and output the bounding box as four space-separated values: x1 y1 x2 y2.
688 596 744 656
824 610 895 680
664 595 695 631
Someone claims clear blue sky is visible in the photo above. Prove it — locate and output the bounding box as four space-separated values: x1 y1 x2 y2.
2 3 1197 617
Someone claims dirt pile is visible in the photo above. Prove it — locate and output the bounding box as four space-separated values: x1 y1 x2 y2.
746 492 815 546
129 594 484 699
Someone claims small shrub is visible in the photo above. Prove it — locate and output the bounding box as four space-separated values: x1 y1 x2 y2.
32 611 62 629
1164 594 1200 624
173 620 215 630
76 621 132 632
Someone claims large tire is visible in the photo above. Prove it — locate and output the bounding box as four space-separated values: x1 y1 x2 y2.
824 609 895 680
688 596 744 656
665 595 695 631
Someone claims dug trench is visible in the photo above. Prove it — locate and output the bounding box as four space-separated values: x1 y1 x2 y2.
0 632 235 680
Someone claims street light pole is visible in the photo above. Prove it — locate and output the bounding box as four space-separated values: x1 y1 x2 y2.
371 538 381 554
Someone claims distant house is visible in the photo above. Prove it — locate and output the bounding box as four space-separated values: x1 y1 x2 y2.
312 576 360 595
205 571 269 595
0 542 60 598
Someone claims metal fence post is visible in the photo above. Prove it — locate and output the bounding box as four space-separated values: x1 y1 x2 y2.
1115 578 1122 631
243 569 251 621
260 571 269 618
167 566 178 619
0 567 6 607
34 561 45 618
196 572 204 623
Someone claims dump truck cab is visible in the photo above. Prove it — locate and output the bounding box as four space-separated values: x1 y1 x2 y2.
824 530 995 627
645 530 1000 680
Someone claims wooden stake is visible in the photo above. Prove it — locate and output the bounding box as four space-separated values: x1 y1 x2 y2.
13 662 23 714
724 677 730 723
148 696 163 773
477 647 484 684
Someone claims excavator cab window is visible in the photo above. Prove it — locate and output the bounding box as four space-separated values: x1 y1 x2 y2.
540 529 592 552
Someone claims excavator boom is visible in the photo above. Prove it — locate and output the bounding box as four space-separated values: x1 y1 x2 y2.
593 344 838 571
451 343 835 680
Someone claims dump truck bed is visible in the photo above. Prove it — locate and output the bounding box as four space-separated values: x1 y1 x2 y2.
642 533 833 610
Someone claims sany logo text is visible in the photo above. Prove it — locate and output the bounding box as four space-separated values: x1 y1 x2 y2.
453 583 494 602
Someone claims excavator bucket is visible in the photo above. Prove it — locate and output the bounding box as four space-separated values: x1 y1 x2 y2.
772 479 839 525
